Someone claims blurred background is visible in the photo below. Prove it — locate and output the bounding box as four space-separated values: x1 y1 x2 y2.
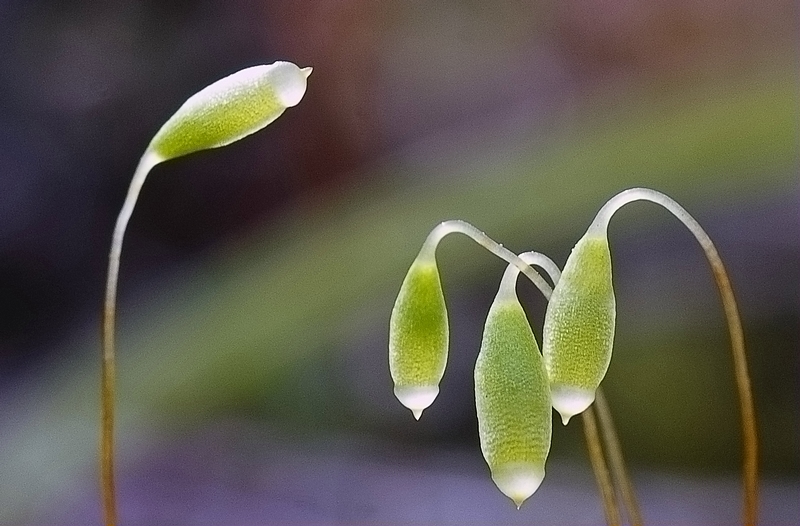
0 1 798 524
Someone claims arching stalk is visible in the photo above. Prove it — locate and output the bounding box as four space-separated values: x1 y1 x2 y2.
423 220 555 298
590 187 758 525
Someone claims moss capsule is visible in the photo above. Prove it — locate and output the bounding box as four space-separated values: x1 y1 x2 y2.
389 251 448 420
148 61 311 161
542 233 615 424
475 280 551 507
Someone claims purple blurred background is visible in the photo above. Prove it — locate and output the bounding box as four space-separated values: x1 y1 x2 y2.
0 1 798 524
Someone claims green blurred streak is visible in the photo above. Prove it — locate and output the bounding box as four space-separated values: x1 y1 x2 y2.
0 71 796 522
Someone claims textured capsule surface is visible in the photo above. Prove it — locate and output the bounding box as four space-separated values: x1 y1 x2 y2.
149 61 310 161
389 256 448 419
542 233 615 424
475 296 551 507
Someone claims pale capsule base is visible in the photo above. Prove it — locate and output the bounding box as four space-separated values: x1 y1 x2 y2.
551 385 596 424
491 462 545 508
394 385 439 420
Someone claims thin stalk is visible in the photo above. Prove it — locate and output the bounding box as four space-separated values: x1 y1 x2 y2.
101 151 162 526
590 187 758 525
423 220 555 298
595 388 643 526
497 250 561 300
583 405 622 526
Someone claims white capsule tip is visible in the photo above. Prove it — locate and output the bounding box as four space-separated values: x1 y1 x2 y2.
550 384 595 425
491 462 545 508
394 385 439 420
301 66 313 78
271 61 310 108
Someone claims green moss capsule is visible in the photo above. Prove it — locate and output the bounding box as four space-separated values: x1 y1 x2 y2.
148 61 311 161
475 277 551 508
542 233 615 424
389 250 448 420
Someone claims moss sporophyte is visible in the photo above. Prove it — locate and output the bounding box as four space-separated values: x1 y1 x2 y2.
96 62 756 526
100 61 311 526
388 188 758 525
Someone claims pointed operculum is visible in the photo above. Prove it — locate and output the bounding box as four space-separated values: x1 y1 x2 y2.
491 462 545 508
551 384 595 425
394 385 439 420
270 61 311 108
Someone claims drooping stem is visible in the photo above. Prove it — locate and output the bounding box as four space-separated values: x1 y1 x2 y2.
496 250 561 301
583 405 623 526
590 187 758 525
595 389 643 526
422 220 555 298
101 150 162 526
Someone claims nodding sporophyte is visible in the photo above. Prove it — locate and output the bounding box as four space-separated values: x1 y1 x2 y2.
100 61 311 526
388 188 758 525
